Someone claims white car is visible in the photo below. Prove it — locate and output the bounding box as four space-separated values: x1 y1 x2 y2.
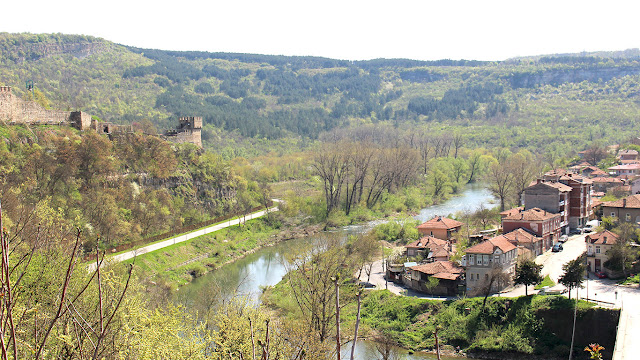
559 235 568 242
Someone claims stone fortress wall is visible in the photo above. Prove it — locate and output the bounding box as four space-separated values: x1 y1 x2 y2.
0 86 201 147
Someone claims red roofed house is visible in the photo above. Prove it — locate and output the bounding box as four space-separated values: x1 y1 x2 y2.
591 177 625 193
464 236 517 295
496 228 544 257
602 194 640 224
404 236 454 262
417 216 463 241
618 149 639 163
501 207 561 251
405 261 464 296
585 230 619 274
608 163 640 178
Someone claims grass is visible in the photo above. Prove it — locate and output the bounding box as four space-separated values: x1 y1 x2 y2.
618 273 640 285
124 216 282 287
535 275 556 290
107 206 277 258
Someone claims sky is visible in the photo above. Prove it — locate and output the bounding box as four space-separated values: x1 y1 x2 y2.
3 0 640 61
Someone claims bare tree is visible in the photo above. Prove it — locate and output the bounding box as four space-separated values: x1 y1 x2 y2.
509 152 541 206
313 144 349 215
479 266 512 309
285 237 354 342
486 160 513 211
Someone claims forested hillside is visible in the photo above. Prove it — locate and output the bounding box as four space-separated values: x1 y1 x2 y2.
2 32 640 158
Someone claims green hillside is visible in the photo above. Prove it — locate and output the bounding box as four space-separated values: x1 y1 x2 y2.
2 32 640 157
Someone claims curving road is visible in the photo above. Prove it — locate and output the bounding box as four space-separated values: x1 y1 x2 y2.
88 202 279 271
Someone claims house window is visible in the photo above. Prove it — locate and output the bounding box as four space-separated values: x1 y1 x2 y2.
626 213 631 222
469 255 474 265
596 246 601 254
483 255 489 265
485 274 489 281
611 212 616 217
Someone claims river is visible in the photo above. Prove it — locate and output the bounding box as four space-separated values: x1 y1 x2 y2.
178 184 496 359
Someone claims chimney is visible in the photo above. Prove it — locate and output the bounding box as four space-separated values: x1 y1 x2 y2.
623 198 627 207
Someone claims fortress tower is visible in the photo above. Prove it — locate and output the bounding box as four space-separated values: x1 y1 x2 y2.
163 116 203 147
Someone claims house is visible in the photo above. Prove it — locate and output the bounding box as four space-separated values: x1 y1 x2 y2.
591 177 625 193
404 261 464 296
501 207 562 250
404 236 454 261
585 230 620 274
580 166 605 178
618 149 639 163
601 194 640 223
608 164 640 178
523 181 571 234
463 236 517 296
417 216 463 241
497 228 544 257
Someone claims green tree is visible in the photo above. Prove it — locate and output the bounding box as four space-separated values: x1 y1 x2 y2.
514 259 543 296
558 255 586 299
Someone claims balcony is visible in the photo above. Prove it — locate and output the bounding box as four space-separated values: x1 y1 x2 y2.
559 201 565 206
587 251 596 257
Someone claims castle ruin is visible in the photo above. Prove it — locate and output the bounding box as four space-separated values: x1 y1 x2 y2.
162 116 202 147
0 86 92 130
0 85 202 147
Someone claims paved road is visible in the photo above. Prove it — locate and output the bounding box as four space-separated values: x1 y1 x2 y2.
88 203 279 271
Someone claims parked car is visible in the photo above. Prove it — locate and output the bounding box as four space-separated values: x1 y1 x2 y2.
552 243 563 252
570 228 583 235
538 286 567 295
559 235 568 243
583 225 594 233
358 281 376 289
594 270 607 279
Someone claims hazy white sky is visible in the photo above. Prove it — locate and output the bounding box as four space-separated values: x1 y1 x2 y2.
4 0 640 61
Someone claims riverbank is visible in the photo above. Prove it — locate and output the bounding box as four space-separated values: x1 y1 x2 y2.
263 286 618 359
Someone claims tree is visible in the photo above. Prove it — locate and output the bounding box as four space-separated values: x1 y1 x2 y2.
513 259 543 296
606 223 638 276
312 144 349 215
285 236 354 342
509 151 540 206
480 266 512 309
486 159 513 211
583 143 608 166
558 255 586 299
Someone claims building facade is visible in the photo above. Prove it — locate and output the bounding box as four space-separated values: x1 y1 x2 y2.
523 181 571 234
501 207 561 251
463 236 517 296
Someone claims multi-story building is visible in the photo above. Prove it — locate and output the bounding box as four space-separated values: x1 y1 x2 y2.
523 181 571 235
501 207 561 250
541 171 593 230
463 236 517 295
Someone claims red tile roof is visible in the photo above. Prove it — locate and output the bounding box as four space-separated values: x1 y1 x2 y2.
417 216 463 230
466 236 517 255
559 173 593 184
409 261 464 280
591 177 624 184
405 236 448 249
586 230 619 245
502 207 560 222
589 169 608 177
603 194 640 209
496 228 542 244
500 207 524 217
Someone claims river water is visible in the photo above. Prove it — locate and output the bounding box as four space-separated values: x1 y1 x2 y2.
179 184 496 359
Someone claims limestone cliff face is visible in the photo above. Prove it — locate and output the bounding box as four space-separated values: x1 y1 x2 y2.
8 41 107 63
